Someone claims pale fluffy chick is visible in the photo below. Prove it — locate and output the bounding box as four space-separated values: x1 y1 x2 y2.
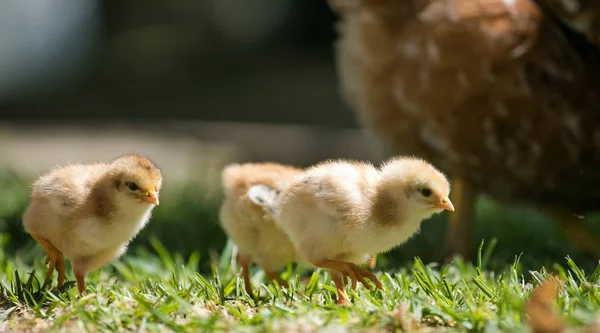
219 162 303 295
268 156 454 304
22 154 162 294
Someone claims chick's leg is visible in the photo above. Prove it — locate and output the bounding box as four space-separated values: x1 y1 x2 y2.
313 259 383 291
330 270 350 305
75 272 86 294
70 263 89 295
29 234 66 288
545 208 600 258
443 177 476 259
238 253 253 295
72 246 126 295
265 271 289 288
367 255 377 270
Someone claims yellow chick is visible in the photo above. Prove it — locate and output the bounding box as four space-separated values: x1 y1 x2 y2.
264 156 454 304
22 154 162 294
219 162 303 295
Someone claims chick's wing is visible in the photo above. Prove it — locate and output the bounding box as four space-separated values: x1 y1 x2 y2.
285 162 376 226
31 164 104 216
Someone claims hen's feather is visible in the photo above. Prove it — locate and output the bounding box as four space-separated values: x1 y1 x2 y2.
331 0 600 213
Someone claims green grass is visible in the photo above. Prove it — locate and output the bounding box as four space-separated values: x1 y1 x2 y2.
1 239 600 332
2 169 600 331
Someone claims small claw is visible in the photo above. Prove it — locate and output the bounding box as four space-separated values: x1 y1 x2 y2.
345 266 358 290
57 260 66 288
75 273 86 295
336 263 384 291
337 295 351 306
45 256 50 265
345 263 382 290
360 268 383 290
46 260 56 281
353 270 372 290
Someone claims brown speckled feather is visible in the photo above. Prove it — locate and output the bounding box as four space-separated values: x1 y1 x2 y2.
538 0 600 47
332 0 600 213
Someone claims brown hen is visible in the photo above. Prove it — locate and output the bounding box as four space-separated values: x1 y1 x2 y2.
539 0 600 47
330 0 600 258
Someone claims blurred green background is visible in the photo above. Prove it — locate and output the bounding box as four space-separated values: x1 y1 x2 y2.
0 0 598 274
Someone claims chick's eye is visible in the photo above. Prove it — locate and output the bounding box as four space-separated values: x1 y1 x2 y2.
126 182 139 191
420 188 432 197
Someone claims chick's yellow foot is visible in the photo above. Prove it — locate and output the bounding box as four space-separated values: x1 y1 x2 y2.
30 234 66 288
330 270 350 305
315 259 383 291
367 255 377 270
443 177 476 259
238 253 253 295
75 272 86 294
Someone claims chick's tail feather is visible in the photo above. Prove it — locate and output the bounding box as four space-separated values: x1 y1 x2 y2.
247 185 281 216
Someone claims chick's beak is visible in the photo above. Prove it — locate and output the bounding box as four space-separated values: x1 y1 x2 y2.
143 189 159 206
434 197 454 211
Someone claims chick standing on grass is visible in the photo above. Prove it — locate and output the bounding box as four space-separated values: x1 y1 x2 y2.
219 162 303 295
252 156 454 304
22 154 162 294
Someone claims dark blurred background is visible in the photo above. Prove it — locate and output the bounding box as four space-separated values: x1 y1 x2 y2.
0 0 596 273
1 0 350 126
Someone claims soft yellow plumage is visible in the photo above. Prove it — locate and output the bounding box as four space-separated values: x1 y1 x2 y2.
219 162 303 294
265 156 454 304
22 154 162 293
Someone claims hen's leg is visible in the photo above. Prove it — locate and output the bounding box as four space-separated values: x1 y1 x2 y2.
313 259 383 291
29 234 66 288
238 253 253 295
545 208 600 258
265 271 289 288
443 177 476 259
330 270 350 305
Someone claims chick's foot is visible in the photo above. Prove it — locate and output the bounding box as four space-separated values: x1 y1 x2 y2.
238 253 253 295
74 271 86 294
330 269 350 305
367 255 377 270
266 272 289 288
315 259 383 291
30 234 66 288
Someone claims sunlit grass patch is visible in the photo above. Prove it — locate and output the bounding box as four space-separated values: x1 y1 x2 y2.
1 239 599 332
